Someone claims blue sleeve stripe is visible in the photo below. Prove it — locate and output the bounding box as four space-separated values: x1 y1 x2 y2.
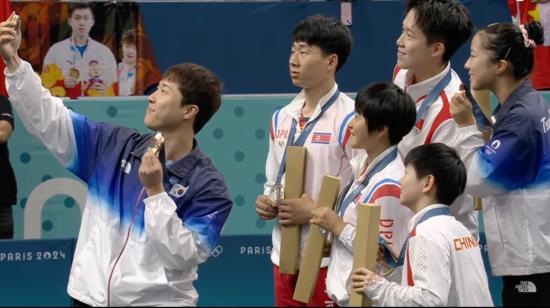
339 111 355 145
363 178 401 203
185 210 229 253
273 108 281 133
66 111 85 177
476 148 519 191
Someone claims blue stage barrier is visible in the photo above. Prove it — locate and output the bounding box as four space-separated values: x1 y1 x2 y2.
0 234 504 307
0 238 76 306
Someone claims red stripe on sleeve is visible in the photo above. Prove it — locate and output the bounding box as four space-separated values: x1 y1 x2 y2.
424 91 452 145
367 184 401 203
392 65 401 82
406 228 417 286
341 126 351 148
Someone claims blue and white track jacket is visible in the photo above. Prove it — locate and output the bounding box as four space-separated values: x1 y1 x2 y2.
455 80 550 276
6 61 233 306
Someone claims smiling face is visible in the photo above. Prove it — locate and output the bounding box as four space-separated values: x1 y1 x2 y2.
395 10 435 72
347 112 377 151
88 61 101 78
144 79 187 131
289 41 334 90
348 112 368 149
465 32 499 91
122 42 137 66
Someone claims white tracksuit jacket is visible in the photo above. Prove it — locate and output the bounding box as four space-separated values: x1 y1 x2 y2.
6 61 232 306
453 80 550 276
326 146 413 306
393 64 479 239
366 204 493 307
264 84 361 268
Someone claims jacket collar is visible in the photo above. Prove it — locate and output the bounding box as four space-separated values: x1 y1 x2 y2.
349 145 398 182
407 203 448 232
286 83 339 120
493 79 533 123
404 62 451 102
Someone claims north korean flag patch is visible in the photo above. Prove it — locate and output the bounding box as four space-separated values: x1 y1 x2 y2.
311 132 331 144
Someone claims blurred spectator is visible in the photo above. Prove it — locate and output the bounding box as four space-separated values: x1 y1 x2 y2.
0 95 17 240
509 0 550 90
116 29 137 96
41 2 116 98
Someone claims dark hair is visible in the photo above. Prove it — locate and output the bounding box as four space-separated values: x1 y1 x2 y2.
406 0 473 62
162 63 222 133
68 3 94 18
293 14 352 72
121 29 136 45
478 21 544 79
355 82 416 145
404 143 466 205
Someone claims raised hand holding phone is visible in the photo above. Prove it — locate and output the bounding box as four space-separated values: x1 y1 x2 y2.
461 84 493 130
0 12 22 71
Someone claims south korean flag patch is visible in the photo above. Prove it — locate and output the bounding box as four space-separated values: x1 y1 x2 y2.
169 183 188 198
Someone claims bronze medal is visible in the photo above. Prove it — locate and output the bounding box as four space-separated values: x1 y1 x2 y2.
69 67 80 79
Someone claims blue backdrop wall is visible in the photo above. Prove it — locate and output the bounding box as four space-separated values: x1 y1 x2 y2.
139 0 511 94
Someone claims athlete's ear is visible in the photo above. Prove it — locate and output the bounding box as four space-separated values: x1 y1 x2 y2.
182 104 199 120
495 59 508 76
431 42 445 61
373 126 389 141
326 53 338 73
422 174 436 194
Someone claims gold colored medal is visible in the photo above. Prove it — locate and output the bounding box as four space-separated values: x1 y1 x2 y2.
69 67 80 79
